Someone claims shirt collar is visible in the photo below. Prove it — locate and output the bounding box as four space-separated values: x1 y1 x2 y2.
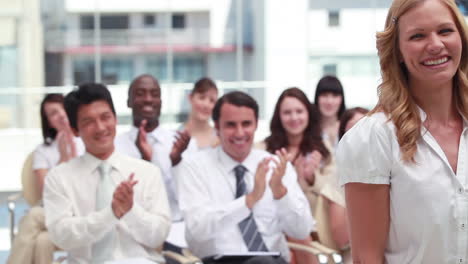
82 150 123 174
217 145 260 175
416 104 468 129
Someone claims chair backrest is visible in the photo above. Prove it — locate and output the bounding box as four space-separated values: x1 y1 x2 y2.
21 152 41 206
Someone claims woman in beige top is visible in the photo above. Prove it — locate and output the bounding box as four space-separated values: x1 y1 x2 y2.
260 87 332 264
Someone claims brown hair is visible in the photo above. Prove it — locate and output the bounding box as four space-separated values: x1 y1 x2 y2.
338 107 369 139
265 87 330 161
192 77 218 95
40 93 65 145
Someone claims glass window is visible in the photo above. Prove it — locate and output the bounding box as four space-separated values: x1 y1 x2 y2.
79 15 129 29
102 58 134 84
73 58 95 85
73 57 134 85
323 63 337 76
328 10 340 27
174 56 205 82
145 56 168 82
0 46 17 88
144 15 156 27
101 15 129 29
172 14 186 29
80 15 94 30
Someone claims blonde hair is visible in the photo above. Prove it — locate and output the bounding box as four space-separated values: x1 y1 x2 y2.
373 0 468 162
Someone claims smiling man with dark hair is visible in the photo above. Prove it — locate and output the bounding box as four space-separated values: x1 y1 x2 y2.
115 74 194 258
43 83 171 264
176 91 314 264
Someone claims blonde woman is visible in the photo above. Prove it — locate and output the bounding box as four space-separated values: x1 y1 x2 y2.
337 0 468 263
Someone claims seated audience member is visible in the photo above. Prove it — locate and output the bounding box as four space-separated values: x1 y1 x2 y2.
261 87 331 264
43 83 171 264
314 76 347 150
314 108 369 263
338 107 369 140
179 77 219 151
7 93 84 264
177 91 314 264
115 74 192 255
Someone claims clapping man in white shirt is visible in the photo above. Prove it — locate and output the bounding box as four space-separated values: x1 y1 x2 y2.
43 83 171 264
114 74 191 260
176 91 314 264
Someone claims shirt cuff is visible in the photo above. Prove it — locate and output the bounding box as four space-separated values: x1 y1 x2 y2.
120 202 145 228
273 188 295 208
227 196 251 224
98 206 119 229
339 175 390 186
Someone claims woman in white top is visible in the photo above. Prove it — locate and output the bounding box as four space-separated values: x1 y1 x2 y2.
33 93 83 193
314 76 346 150
337 0 468 263
174 77 219 160
183 77 219 149
7 93 83 264
262 87 333 264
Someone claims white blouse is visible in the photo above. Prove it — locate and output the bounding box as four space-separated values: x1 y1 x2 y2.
337 110 468 264
32 137 84 170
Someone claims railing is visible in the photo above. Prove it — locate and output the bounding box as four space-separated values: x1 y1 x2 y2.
44 28 236 50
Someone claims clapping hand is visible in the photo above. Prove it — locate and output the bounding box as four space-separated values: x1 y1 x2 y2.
269 148 290 199
294 150 322 186
246 157 271 209
57 126 77 163
136 119 153 161
170 130 191 166
112 173 138 219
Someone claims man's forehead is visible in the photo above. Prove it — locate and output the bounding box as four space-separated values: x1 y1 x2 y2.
132 77 160 91
77 101 113 118
220 104 256 121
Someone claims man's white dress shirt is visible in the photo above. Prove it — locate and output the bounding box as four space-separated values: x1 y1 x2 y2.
176 146 314 261
43 151 171 264
115 126 197 221
337 109 468 264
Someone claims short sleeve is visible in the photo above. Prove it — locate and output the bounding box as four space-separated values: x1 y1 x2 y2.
32 145 53 170
337 114 394 186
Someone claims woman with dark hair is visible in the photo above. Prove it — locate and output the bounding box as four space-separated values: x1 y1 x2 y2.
7 93 84 264
314 75 346 149
34 93 84 192
338 107 369 140
260 87 336 264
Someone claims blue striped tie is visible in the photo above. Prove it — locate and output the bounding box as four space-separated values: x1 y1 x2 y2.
234 165 268 252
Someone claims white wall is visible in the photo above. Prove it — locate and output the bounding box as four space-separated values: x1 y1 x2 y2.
307 8 389 110
308 8 387 56
257 0 309 117
66 0 213 13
